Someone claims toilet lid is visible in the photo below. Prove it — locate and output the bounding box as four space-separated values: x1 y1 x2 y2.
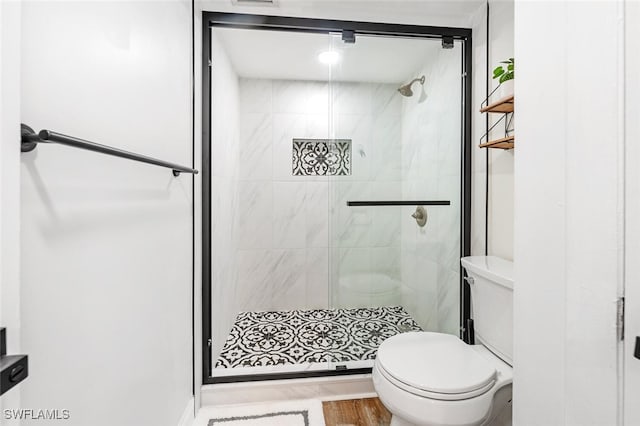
376 332 497 396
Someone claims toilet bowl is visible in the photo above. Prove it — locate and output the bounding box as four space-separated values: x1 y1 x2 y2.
372 256 514 426
373 332 512 426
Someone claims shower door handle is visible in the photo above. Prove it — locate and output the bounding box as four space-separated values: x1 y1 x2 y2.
346 200 450 206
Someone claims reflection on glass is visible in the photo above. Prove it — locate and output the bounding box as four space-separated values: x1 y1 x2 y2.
208 26 462 379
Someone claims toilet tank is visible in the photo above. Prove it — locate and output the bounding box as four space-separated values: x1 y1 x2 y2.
461 256 513 366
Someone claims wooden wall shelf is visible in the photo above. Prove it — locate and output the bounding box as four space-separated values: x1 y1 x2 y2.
480 93 514 149
480 95 514 114
479 135 514 150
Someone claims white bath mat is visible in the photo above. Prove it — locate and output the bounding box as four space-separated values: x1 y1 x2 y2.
206 399 325 426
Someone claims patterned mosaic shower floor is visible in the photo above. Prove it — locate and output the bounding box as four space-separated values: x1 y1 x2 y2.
215 306 422 369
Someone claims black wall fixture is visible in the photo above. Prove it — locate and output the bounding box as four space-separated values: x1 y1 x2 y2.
21 124 198 177
342 29 356 43
442 35 455 49
0 328 28 396
202 12 473 385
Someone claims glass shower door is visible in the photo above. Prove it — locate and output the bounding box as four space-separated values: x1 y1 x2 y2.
326 33 463 369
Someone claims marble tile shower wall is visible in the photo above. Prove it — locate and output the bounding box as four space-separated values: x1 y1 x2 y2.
399 45 462 335
233 78 331 328
233 78 403 324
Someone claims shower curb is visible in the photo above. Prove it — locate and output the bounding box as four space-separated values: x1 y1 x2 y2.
200 374 375 406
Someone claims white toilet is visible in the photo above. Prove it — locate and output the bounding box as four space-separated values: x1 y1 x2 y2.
372 256 513 426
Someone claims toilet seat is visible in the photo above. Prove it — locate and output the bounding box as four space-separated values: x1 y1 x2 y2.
376 332 497 401
376 363 496 401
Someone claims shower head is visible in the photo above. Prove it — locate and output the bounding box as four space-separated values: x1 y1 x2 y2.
398 75 426 97
398 85 414 97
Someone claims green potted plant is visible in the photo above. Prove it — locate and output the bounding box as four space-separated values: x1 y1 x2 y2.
492 57 514 98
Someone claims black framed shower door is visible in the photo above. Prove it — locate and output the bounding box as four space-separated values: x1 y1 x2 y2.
201 11 473 385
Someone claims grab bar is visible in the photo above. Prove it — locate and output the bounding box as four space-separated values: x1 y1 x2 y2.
346 200 450 207
20 124 198 177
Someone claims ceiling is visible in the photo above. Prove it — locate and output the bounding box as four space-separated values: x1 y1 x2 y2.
214 27 449 84
202 0 484 29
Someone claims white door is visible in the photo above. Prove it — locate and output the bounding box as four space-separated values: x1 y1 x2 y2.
625 2 640 425
0 0 23 421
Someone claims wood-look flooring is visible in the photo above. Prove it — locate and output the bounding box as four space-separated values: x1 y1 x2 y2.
322 397 391 426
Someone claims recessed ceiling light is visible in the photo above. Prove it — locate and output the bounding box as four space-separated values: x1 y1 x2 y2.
318 51 340 65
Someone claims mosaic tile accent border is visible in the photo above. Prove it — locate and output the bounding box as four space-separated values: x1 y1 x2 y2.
292 139 351 176
215 306 422 368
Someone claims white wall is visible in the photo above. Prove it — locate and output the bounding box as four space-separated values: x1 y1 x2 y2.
470 0 514 260
514 1 621 424
193 4 204 411
200 0 480 29
0 0 22 422
625 2 640 424
19 2 193 425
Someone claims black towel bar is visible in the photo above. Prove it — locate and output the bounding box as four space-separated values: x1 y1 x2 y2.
20 124 198 177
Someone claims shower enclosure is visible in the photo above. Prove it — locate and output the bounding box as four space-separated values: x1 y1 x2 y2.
202 13 472 383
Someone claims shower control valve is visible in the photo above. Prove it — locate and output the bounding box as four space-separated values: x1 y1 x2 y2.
411 206 427 227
